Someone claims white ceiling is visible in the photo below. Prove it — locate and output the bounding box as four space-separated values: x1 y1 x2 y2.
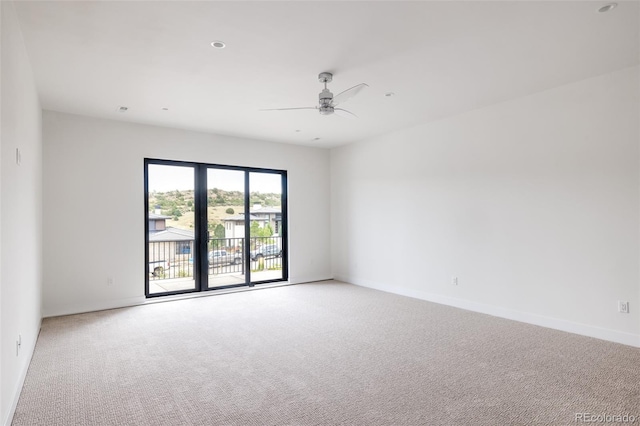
13 1 639 148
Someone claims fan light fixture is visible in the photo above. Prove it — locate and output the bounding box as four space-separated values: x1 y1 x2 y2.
259 72 368 118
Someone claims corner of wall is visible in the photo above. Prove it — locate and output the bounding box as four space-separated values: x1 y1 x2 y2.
330 66 640 348
1 1 44 424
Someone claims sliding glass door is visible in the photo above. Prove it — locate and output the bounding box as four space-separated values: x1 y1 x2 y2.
206 168 246 288
145 159 287 297
249 172 285 282
146 163 197 295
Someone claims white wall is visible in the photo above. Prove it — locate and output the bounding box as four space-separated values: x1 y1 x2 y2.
331 66 640 347
0 1 43 424
42 112 331 316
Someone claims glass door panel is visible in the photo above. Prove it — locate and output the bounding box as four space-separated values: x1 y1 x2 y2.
147 164 196 294
146 159 287 297
249 172 284 283
207 168 246 288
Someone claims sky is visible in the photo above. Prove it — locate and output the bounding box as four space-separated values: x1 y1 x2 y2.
148 164 282 194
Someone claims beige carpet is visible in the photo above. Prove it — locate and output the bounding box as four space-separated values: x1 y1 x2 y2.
12 281 640 425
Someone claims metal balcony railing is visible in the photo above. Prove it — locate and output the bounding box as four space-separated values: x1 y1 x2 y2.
148 236 283 280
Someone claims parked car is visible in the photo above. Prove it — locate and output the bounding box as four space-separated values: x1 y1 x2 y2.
148 260 170 276
250 244 282 261
208 250 242 267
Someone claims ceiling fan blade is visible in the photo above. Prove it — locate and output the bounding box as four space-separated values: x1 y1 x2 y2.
259 106 316 111
334 108 358 119
332 83 369 106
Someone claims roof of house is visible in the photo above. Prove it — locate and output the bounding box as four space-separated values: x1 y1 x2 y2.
223 207 281 222
224 214 263 222
148 227 194 242
251 207 281 214
149 212 172 220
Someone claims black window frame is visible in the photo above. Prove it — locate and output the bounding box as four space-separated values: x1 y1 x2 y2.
144 158 289 298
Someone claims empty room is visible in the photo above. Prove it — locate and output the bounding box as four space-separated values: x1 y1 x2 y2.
1 1 639 425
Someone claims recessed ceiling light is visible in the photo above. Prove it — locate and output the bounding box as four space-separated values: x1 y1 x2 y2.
598 3 617 12
161 107 169 111
312 137 321 141
295 129 301 133
117 106 128 112
210 41 226 49
384 92 395 97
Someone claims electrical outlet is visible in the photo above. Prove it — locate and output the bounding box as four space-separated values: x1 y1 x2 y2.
107 277 114 286
618 301 629 313
452 276 458 286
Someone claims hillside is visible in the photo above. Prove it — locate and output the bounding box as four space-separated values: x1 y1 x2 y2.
148 188 281 230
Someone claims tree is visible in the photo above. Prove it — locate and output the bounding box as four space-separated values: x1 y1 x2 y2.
225 207 234 215
250 221 274 238
262 223 274 237
250 221 261 237
214 224 225 239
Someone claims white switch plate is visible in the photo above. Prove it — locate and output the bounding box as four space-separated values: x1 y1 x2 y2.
15 148 21 166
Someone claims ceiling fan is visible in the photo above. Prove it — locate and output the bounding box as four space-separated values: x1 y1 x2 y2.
260 72 368 118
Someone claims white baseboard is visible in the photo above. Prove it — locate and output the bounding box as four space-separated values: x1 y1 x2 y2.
335 275 640 348
42 276 334 318
42 296 146 318
288 275 333 285
4 318 42 426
